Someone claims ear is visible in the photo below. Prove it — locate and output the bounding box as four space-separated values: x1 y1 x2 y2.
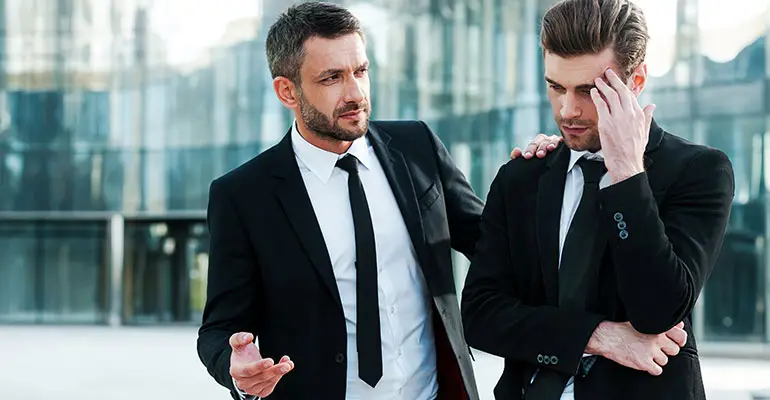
273 77 301 110
629 63 648 96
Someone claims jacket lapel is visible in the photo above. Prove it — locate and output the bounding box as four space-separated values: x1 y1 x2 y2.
272 131 343 311
535 121 662 305
536 145 571 305
367 124 434 284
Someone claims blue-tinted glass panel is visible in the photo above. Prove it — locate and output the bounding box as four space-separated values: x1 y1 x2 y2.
0 220 107 324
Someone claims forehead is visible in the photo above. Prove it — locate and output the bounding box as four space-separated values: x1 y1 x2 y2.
301 33 368 75
544 48 618 87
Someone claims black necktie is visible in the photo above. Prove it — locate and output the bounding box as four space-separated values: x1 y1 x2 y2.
336 154 382 388
525 157 607 400
559 157 607 308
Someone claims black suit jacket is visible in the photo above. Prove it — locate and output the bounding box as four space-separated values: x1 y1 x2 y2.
461 121 735 400
198 120 484 400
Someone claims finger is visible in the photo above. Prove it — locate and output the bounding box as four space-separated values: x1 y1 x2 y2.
661 339 680 357
604 69 633 108
258 360 294 381
510 148 523 159
643 103 656 132
660 342 680 357
235 361 288 392
547 135 563 149
522 143 537 159
277 359 294 373
594 75 621 113
676 321 684 329
229 332 255 353
279 359 294 374
653 351 669 367
647 360 663 376
590 88 611 123
233 358 275 379
535 135 555 157
665 327 688 347
245 363 293 396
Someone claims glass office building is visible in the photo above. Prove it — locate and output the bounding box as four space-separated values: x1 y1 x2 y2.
0 0 767 350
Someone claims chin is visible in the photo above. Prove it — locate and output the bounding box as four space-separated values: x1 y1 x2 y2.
562 134 600 153
333 127 367 142
347 130 367 140
565 141 589 152
342 120 368 136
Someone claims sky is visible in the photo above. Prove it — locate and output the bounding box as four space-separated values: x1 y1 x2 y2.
636 0 769 75
144 0 770 77
148 0 262 67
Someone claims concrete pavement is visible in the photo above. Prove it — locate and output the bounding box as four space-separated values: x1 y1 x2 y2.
0 326 768 400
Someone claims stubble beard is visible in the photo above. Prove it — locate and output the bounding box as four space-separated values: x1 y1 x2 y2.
298 91 370 142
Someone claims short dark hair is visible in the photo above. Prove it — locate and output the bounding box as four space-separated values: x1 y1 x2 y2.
265 2 364 84
540 0 649 78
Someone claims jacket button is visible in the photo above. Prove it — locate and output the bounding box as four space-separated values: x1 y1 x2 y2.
614 212 623 221
619 230 629 240
335 353 345 364
537 354 544 363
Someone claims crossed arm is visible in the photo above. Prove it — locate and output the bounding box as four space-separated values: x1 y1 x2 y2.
461 150 734 375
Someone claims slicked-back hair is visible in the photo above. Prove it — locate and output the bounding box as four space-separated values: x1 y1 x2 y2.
541 0 649 79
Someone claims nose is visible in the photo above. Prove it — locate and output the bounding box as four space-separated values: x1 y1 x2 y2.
343 76 365 104
560 93 581 120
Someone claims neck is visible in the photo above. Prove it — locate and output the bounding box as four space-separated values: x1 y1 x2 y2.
296 119 352 155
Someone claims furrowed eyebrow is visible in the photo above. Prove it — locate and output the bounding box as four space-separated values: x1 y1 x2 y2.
545 77 596 91
317 62 369 80
317 68 344 79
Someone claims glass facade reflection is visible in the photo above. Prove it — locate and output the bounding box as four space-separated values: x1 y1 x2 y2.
123 219 208 324
0 0 768 348
0 220 108 323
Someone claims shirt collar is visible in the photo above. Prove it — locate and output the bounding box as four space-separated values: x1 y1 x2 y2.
291 120 372 183
567 149 605 173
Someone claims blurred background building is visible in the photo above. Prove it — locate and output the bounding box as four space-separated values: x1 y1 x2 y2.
0 0 767 354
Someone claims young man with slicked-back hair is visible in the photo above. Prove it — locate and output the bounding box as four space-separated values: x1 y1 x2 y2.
196 1 561 400
461 0 735 399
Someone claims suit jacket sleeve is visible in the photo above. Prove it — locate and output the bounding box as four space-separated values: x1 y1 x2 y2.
197 178 262 399
461 163 605 376
598 148 735 334
422 121 484 258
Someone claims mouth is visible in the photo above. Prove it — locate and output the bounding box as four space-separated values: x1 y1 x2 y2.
339 110 363 120
562 125 589 135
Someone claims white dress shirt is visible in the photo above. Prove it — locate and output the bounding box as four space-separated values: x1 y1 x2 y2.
236 123 439 400
558 150 610 400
